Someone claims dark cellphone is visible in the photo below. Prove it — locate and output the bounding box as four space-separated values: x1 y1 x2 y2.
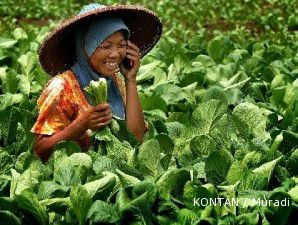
122 56 133 70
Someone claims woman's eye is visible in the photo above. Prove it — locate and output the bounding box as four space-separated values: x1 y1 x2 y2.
99 43 127 50
99 44 110 50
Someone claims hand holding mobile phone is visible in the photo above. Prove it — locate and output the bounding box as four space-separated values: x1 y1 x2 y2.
120 40 140 79
122 56 133 70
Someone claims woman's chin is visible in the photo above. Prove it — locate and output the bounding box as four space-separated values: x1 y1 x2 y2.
102 71 114 77
96 69 114 77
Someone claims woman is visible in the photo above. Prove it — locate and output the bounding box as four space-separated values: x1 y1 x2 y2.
31 3 163 162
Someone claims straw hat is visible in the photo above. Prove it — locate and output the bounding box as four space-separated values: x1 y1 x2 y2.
38 4 163 76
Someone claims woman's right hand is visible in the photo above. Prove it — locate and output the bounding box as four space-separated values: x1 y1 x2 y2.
77 103 113 131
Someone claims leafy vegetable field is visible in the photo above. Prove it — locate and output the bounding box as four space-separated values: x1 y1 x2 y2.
0 0 297 224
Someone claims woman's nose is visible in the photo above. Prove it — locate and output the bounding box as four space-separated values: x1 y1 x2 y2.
108 49 121 58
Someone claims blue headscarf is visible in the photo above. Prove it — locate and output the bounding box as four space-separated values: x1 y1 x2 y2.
71 3 130 120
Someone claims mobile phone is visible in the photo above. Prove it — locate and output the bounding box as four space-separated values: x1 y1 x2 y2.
122 56 133 70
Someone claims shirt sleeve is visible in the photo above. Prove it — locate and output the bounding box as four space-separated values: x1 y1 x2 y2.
31 76 74 135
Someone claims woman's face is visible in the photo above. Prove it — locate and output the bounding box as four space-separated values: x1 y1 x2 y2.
89 30 127 77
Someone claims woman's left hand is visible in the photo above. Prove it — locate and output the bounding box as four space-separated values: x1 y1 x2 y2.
120 41 141 82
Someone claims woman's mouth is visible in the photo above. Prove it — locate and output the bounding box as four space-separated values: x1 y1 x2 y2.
103 61 119 70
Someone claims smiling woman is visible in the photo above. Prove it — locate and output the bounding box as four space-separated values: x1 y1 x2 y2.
31 3 163 162
89 31 128 76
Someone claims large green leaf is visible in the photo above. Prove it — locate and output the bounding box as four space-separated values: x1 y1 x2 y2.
0 93 24 110
222 71 250 90
0 210 22 225
137 139 161 178
37 181 69 200
205 149 234 185
233 102 270 141
17 75 31 96
70 185 92 225
191 100 230 149
14 151 36 173
190 134 216 160
17 51 37 77
0 150 14 175
207 36 234 64
201 86 228 105
16 190 48 225
10 165 44 198
155 134 174 170
236 212 259 225
156 168 190 199
40 197 70 214
165 121 185 138
115 169 140 187
140 93 167 112
226 161 249 185
93 156 116 175
192 99 227 134
264 191 292 225
13 27 28 40
83 173 116 199
137 61 163 83
183 181 217 210
53 165 81 187
153 83 184 104
87 200 120 224
116 181 157 224
252 156 283 184
288 186 298 203
0 38 17 48
0 69 19 94
60 153 93 181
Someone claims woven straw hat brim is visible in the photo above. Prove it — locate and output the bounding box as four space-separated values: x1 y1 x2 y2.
38 5 163 76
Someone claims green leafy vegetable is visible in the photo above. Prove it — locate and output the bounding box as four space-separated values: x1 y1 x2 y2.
84 79 107 105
